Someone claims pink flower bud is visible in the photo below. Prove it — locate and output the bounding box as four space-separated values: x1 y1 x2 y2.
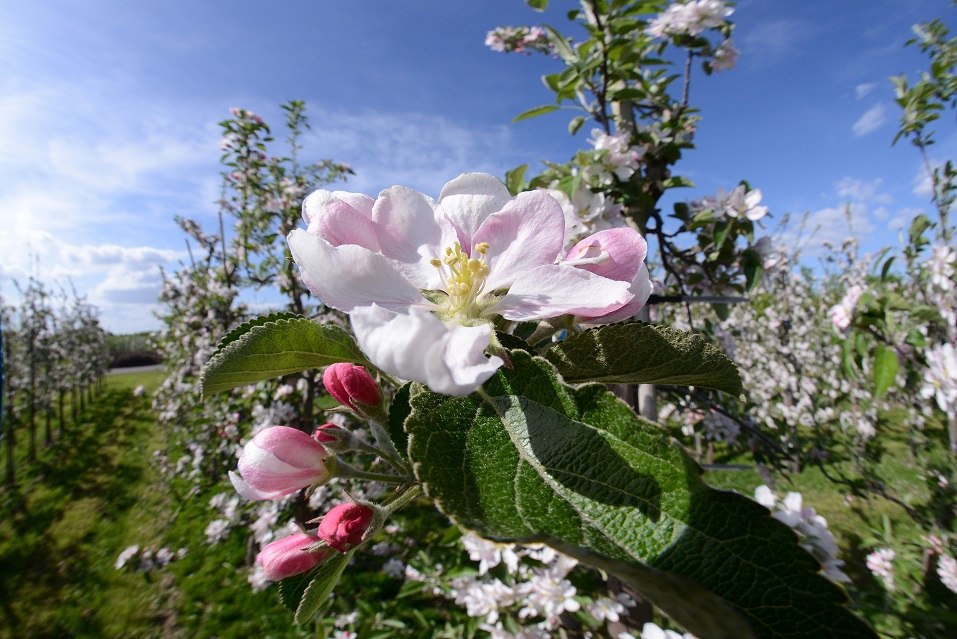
313 423 343 444
256 533 328 581
317 503 376 552
323 363 381 409
229 426 333 501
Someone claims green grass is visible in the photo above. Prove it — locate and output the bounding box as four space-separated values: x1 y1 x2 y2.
0 371 307 639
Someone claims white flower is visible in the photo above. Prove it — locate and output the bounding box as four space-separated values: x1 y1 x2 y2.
288 173 644 395
204 519 231 544
646 0 733 39
462 532 520 575
115 545 139 570
921 342 957 416
938 553 957 594
586 596 626 623
928 244 956 292
640 621 698 639
828 284 864 334
866 547 896 590
710 38 738 71
588 129 642 183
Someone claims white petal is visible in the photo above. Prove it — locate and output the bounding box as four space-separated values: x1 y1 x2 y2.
580 262 652 324
305 194 380 251
437 173 513 253
350 305 502 396
229 470 278 501
474 191 566 292
494 265 632 321
372 185 450 289
287 230 424 312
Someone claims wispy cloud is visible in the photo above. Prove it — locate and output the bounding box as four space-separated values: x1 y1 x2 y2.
740 19 807 63
854 82 878 100
852 103 886 136
301 106 518 197
834 176 893 205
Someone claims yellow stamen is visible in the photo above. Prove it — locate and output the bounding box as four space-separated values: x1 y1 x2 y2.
430 241 491 318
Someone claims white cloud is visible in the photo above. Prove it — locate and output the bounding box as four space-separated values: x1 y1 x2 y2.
301 106 517 197
741 19 806 62
852 103 887 137
834 176 893 205
855 82 878 100
911 162 938 197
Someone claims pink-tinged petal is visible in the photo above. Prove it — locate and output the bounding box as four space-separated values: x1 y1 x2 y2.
251 426 328 469
581 261 652 324
229 470 281 500
237 445 326 499
474 191 567 291
371 185 449 289
302 189 373 225
350 305 502 396
437 173 513 253
564 228 647 282
493 264 632 321
303 191 379 253
287 230 426 312
256 533 328 581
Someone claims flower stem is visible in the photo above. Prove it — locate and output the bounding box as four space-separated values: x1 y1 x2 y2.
382 484 423 516
335 460 409 484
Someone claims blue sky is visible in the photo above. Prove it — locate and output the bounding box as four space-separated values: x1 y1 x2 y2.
1 0 954 333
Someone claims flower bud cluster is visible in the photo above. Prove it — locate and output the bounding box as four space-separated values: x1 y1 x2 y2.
256 502 378 581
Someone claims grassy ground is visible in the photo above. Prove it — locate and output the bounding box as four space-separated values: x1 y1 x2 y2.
0 370 307 639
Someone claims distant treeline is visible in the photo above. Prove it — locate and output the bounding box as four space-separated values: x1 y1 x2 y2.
107 332 162 368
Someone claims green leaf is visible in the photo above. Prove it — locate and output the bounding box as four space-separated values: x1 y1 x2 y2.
209 312 301 361
201 316 369 396
543 322 742 395
294 551 353 624
505 164 528 195
880 255 895 281
277 566 319 613
388 383 413 457
526 0 548 10
873 345 899 398
511 104 559 123
568 115 587 136
406 352 876 639
741 248 764 291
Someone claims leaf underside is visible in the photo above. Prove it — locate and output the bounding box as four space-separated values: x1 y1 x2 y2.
544 322 743 396
405 351 875 639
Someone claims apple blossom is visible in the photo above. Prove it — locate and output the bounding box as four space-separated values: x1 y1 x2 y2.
828 284 864 334
256 532 328 581
229 425 334 500
865 547 896 591
921 342 957 415
646 0 733 39
288 173 641 395
938 553 957 594
317 502 377 552
710 39 739 72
